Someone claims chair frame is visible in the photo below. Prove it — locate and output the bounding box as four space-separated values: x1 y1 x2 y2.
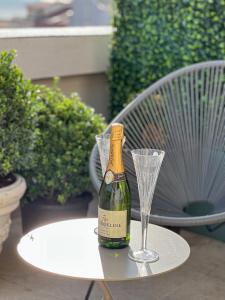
90 61 225 227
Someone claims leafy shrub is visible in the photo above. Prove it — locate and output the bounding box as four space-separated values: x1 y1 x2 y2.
0 50 37 178
23 82 105 204
109 0 225 117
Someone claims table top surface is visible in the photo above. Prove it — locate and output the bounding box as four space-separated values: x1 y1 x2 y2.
17 218 190 281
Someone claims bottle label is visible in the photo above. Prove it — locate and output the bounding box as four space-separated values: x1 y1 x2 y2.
98 207 127 239
114 173 126 182
104 171 125 184
104 170 114 184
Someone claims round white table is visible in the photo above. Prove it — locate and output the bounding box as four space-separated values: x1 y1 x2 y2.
17 218 190 300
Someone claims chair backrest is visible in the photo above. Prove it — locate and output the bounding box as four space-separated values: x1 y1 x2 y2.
90 61 225 215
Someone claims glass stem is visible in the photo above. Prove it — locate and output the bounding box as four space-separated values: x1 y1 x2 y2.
141 212 150 251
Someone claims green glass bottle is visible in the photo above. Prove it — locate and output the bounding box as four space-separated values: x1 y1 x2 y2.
98 123 131 249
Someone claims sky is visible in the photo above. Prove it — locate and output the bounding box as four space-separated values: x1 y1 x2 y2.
0 0 38 19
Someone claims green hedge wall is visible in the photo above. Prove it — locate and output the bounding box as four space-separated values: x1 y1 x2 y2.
108 0 225 118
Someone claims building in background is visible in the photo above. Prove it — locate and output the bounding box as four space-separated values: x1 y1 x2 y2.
27 1 73 27
0 0 111 28
71 0 111 26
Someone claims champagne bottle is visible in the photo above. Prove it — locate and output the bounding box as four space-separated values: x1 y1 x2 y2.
98 123 131 249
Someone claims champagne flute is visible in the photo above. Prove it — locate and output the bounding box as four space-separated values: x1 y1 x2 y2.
128 149 165 263
95 133 111 178
95 134 110 235
96 133 126 177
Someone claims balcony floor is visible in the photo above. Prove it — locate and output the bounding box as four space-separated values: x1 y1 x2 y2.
0 197 225 300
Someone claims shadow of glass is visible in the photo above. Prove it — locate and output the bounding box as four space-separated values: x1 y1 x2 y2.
98 245 153 280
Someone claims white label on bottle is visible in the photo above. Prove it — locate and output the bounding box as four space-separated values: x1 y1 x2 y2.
104 170 114 184
98 207 127 238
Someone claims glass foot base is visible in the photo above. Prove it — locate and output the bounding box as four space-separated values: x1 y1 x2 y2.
128 249 159 263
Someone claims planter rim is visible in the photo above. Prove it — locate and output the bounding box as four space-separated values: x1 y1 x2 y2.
0 174 25 192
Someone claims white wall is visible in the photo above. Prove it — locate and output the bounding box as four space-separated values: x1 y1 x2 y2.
0 27 112 117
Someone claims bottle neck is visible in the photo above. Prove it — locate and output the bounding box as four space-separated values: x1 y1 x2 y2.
107 138 124 174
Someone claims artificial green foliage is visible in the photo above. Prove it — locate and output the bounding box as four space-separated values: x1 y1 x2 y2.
0 50 37 177
23 83 105 204
109 0 225 117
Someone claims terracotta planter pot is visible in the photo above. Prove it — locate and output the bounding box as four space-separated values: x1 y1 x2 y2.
21 192 92 234
0 175 26 253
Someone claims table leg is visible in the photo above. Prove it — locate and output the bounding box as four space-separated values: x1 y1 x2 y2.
84 281 95 300
97 281 113 300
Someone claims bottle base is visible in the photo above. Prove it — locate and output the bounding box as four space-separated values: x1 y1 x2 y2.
98 237 129 249
99 242 129 249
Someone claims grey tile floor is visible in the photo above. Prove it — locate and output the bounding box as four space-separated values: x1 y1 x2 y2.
0 197 225 300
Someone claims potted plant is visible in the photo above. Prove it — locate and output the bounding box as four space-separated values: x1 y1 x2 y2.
21 82 105 233
0 50 37 251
